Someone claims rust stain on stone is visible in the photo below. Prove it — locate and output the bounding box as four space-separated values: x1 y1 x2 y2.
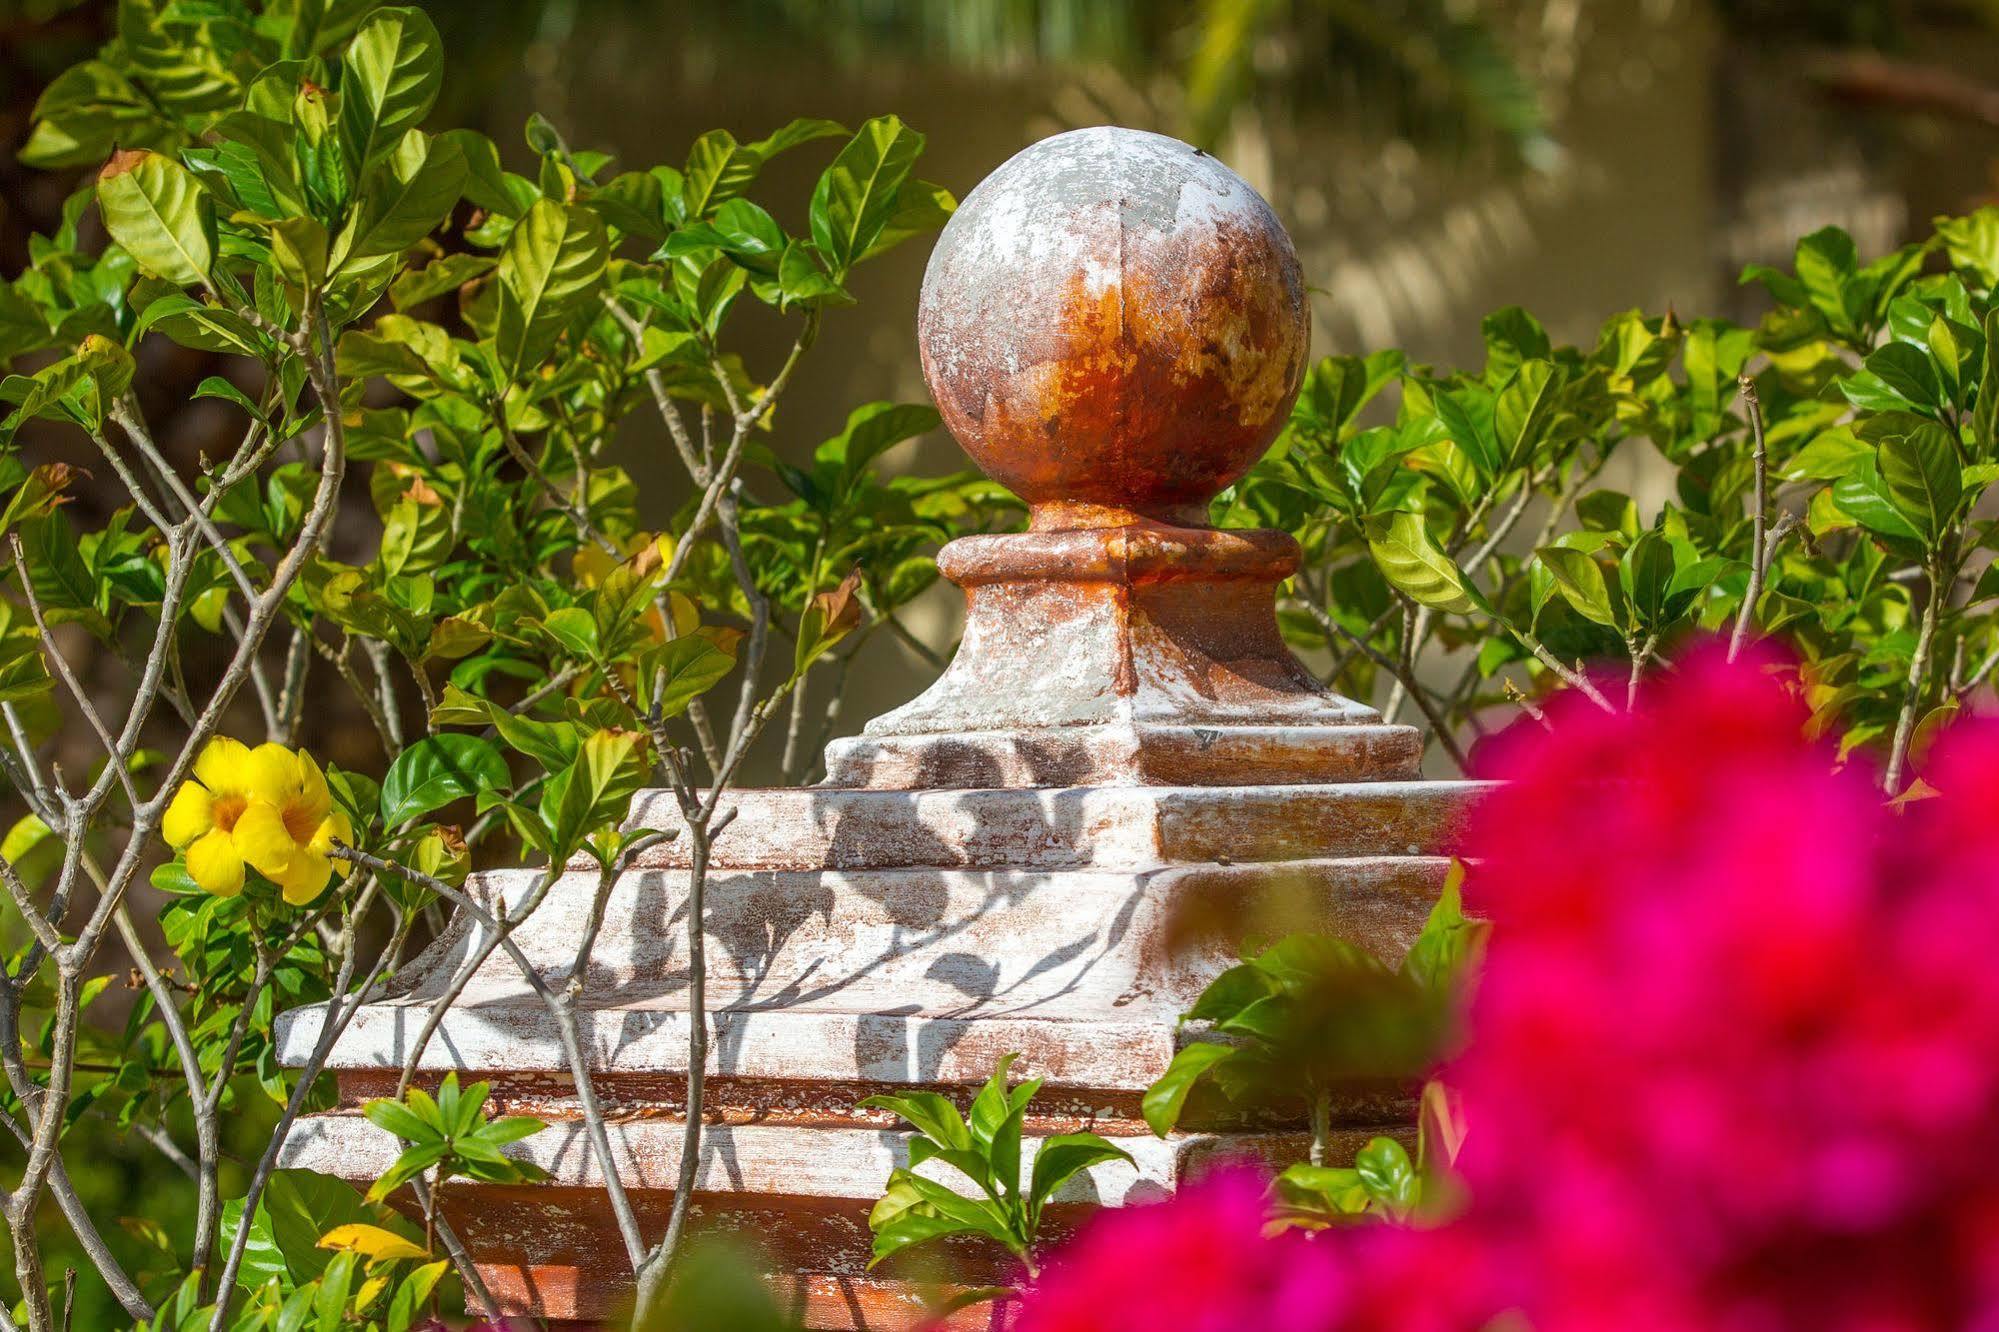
919 127 1308 527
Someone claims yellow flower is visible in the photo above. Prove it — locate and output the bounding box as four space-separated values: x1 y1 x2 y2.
163 739 354 905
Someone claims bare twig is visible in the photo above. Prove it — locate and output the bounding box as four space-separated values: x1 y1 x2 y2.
1729 376 1770 662
1885 558 1946 795
1303 601 1468 768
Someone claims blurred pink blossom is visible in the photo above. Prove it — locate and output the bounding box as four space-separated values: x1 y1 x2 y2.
1014 647 1999 1331
1451 649 1999 1330
1011 1169 1346 1332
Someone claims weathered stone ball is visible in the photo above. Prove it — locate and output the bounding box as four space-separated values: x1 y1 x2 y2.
918 126 1310 526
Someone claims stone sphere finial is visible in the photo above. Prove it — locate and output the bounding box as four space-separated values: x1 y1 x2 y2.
918 127 1310 528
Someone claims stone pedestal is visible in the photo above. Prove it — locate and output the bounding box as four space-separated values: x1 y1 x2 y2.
277 126 1481 1329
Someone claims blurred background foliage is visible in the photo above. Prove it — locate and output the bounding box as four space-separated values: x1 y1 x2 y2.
7 3 1999 1320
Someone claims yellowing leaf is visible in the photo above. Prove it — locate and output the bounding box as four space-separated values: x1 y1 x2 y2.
317 1222 429 1262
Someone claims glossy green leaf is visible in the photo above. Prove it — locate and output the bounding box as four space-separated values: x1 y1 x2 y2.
340 6 444 171
1536 545 1620 628
1399 862 1488 996
1027 1132 1134 1221
1366 511 1489 615
379 734 509 827
809 115 923 278
860 178 955 261
336 129 468 266
681 129 761 218
96 151 214 287
494 198 609 377
644 634 736 719
1875 419 1962 545
1493 358 1562 469
1354 1136 1419 1212
1141 1040 1236 1137
1975 308 1999 458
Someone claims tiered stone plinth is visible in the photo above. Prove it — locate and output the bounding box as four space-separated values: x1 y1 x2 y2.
278 126 1484 1329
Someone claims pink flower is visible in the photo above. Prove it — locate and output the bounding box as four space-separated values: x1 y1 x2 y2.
1013 1168 1498 1332
1448 646 1999 1331
1016 647 1999 1332
1014 1170 1349 1332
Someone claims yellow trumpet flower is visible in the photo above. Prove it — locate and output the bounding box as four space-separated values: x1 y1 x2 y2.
163 738 354 904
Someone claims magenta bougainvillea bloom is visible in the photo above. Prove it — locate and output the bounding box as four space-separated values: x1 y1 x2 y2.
1011 1169 1347 1332
1012 1168 1495 1332
1016 648 1999 1332
1450 647 1999 1331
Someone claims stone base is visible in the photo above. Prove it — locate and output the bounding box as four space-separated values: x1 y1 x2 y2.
284 1084 1403 1326
275 776 1478 1327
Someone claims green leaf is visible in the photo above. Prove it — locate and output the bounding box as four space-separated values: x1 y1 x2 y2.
1854 341 1942 414
363 1098 436 1144
16 514 111 639
1875 419 1962 545
816 401 939 483
1618 528 1676 631
0 360 91 445
893 1171 1014 1239
1354 1136 1419 1212
1794 226 1861 335
96 151 214 288
860 179 955 261
1183 961 1274 1024
538 728 646 860
857 1090 972 1153
1027 1132 1134 1221
747 116 849 158
379 734 509 827
775 240 852 309
1399 861 1488 996
1975 308 1999 458
1492 358 1562 469
494 198 610 377
339 6 444 171
262 1170 386 1287
439 128 526 218
387 1261 449 1332
1480 305 1550 382
682 130 762 218
18 60 154 169
809 116 923 278
367 1141 448 1202
1937 208 1999 288
336 129 468 267
538 606 600 660
1430 388 1498 481
217 1195 289 1294
271 216 330 291
867 1212 979 1269
967 1053 1023 1148
134 293 268 357
1365 511 1489 615
390 252 497 311
1831 453 1922 544
1141 1041 1235 1137
1536 545 1620 628
645 634 735 719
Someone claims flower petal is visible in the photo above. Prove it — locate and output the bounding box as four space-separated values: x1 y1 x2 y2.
243 743 303 807
193 737 252 796
185 828 244 897
231 798 299 881
161 781 213 849
276 847 332 905
311 811 355 877
292 747 332 827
